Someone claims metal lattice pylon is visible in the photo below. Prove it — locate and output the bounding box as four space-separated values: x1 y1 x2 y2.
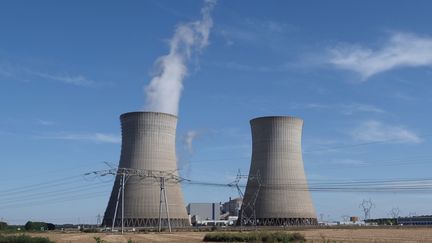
229 169 261 229
85 167 187 233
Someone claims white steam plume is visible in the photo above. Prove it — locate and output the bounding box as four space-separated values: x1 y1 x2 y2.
185 130 199 153
144 0 216 115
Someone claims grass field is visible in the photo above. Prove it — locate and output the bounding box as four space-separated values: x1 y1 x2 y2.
16 227 432 242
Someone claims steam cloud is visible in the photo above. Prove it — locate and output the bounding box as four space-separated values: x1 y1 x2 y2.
144 0 216 115
185 130 199 153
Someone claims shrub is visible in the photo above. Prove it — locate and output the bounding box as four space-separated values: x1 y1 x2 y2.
203 231 305 242
0 234 54 243
0 222 7 230
82 228 100 233
24 221 55 231
93 236 107 243
45 224 55 231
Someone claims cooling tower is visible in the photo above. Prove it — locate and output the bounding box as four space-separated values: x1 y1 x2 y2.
102 112 190 228
241 116 317 226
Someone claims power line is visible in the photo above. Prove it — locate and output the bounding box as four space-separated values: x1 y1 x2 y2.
0 182 111 203
0 190 110 210
0 175 84 194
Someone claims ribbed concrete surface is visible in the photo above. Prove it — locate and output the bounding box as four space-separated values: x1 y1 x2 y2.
242 116 316 223
103 112 189 227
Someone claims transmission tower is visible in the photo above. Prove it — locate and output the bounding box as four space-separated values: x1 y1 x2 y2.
96 214 101 225
359 199 375 221
85 167 187 233
229 169 261 229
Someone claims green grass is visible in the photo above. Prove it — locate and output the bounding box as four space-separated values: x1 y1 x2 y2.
0 234 54 243
203 231 305 242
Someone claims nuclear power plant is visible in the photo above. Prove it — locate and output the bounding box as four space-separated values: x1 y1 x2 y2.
102 113 316 228
241 116 317 226
102 112 190 228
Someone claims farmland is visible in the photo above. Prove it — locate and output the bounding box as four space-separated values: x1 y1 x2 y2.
15 227 432 242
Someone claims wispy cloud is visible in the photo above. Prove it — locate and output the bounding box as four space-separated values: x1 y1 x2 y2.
390 92 417 102
327 32 432 80
290 103 386 115
210 61 293 72
310 158 367 166
351 120 422 144
35 132 121 144
30 71 95 86
0 61 95 86
329 159 367 166
219 18 296 46
35 119 55 126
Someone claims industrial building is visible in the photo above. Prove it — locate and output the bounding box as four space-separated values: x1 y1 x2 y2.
397 216 432 225
103 112 190 228
241 116 317 226
222 197 242 217
186 203 221 222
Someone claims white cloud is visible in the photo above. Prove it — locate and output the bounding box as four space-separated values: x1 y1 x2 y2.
291 103 386 115
213 61 293 72
36 119 55 126
219 19 296 46
35 133 121 144
0 66 14 77
30 71 95 86
390 92 417 101
0 61 95 86
351 120 422 144
327 32 432 79
330 159 367 166
309 158 367 166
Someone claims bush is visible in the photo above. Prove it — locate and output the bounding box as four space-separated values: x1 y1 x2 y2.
24 222 55 231
0 222 7 230
45 224 55 231
93 236 107 243
81 228 100 233
0 234 54 243
203 231 305 242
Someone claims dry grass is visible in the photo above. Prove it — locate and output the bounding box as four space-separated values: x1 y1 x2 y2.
20 227 432 243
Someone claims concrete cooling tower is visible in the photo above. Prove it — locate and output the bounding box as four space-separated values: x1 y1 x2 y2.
241 116 317 226
103 112 189 228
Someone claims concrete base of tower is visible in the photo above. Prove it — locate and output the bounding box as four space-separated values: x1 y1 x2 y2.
240 217 318 226
102 218 191 228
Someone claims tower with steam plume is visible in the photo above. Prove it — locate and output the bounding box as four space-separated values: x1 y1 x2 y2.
241 116 317 226
102 112 190 228
103 0 216 229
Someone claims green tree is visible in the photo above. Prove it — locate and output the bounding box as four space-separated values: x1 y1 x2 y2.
24 221 55 231
0 221 8 230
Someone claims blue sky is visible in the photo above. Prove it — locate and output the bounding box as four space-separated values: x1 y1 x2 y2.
1 0 432 224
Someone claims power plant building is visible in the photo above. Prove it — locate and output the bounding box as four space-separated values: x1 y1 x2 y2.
222 197 242 217
241 116 317 226
397 216 432 225
186 203 221 221
103 112 190 228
